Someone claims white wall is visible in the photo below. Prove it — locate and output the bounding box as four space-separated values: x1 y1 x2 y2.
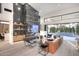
0 3 13 21
40 17 45 31
0 3 13 44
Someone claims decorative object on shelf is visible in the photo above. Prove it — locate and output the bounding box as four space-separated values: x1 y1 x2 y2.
14 22 17 25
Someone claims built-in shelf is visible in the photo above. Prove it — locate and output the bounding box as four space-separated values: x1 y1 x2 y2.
14 29 25 30
13 3 40 42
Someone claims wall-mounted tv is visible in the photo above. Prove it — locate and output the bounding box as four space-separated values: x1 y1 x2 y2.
31 24 39 33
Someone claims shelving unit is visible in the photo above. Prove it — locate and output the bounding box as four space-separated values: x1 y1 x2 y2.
13 3 40 42
13 22 25 35
25 4 40 34
13 22 26 42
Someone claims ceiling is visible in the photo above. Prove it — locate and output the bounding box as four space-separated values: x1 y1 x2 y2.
29 3 79 17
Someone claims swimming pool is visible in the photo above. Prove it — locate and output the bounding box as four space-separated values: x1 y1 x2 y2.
54 32 77 41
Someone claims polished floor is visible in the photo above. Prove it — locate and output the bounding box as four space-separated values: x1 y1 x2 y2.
0 40 79 56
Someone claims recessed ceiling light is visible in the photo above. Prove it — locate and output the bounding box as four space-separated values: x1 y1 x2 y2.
18 7 21 10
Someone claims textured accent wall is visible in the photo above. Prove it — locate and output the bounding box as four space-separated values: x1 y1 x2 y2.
0 3 1 13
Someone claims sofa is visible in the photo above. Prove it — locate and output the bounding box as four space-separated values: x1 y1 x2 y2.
48 36 63 54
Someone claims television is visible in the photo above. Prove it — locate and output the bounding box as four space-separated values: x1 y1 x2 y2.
31 24 39 33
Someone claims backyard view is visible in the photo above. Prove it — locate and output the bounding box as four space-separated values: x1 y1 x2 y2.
48 23 79 35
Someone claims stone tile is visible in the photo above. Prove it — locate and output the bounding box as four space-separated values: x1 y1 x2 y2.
0 40 79 56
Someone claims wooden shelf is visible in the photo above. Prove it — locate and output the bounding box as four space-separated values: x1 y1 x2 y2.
14 29 25 30
13 35 25 42
13 21 26 36
14 22 24 26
